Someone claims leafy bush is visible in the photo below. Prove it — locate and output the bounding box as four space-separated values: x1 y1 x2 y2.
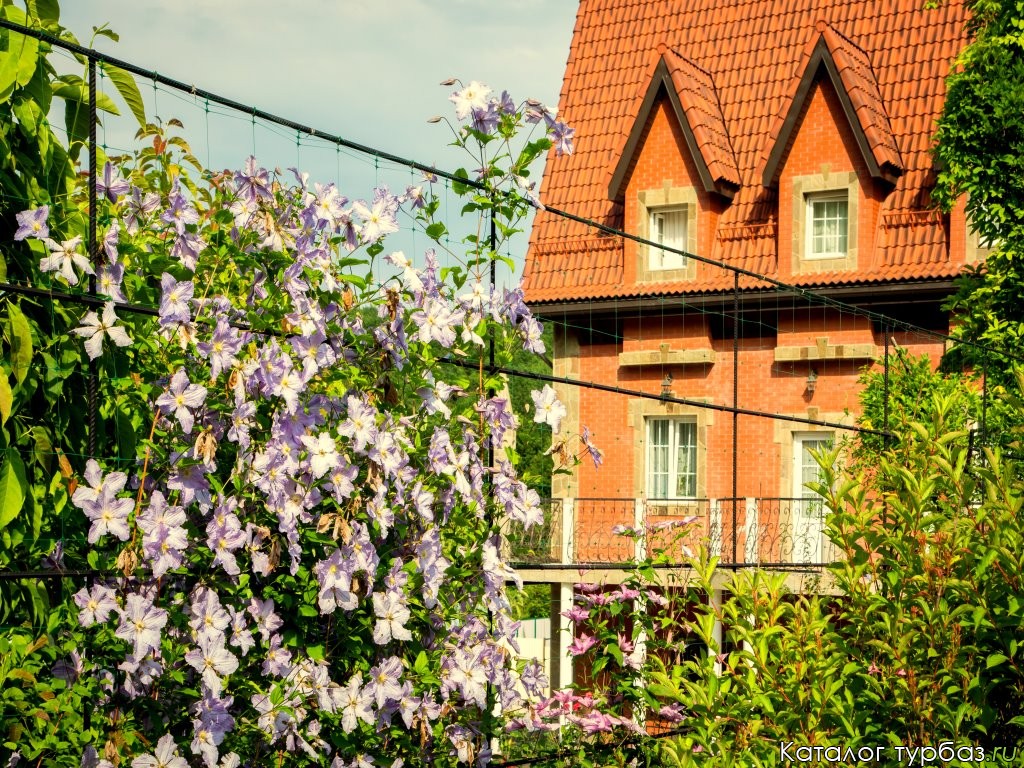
641 383 1024 765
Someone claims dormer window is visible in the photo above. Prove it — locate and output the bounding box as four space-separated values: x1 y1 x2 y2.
806 192 849 259
789 172 859 273
650 207 688 269
637 186 698 282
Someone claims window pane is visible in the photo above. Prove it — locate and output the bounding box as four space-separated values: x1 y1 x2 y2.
649 420 669 498
650 208 686 269
808 197 848 257
675 421 697 497
799 437 833 497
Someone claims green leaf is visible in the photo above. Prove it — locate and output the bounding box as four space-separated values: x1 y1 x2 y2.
115 409 136 463
605 641 624 666
52 80 121 115
26 0 60 23
0 373 11 426
987 653 1008 668
451 168 472 196
91 25 119 43
414 651 429 676
0 449 27 529
101 63 146 127
6 304 33 385
0 7 40 103
64 97 91 155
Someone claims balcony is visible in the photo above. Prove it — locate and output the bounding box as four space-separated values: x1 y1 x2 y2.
503 497 840 570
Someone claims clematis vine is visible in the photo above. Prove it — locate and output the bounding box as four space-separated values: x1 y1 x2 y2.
59 80 606 767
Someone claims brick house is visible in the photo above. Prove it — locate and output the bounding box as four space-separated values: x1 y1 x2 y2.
516 0 980 687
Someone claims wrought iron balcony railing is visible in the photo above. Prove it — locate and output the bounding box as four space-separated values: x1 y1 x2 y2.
503 497 840 568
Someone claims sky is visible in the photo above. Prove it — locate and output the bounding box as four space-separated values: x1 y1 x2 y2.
55 1 580 278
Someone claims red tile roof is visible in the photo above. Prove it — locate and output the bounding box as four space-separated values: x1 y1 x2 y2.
524 0 969 303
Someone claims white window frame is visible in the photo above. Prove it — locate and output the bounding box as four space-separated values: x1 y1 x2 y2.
646 417 698 500
648 206 688 270
791 432 834 563
804 192 849 260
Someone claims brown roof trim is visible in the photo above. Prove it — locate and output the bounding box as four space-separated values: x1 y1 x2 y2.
529 279 959 317
608 56 739 202
761 35 902 188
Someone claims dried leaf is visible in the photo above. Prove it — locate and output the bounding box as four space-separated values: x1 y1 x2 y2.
383 377 399 406
351 572 367 598
337 517 352 545
116 546 139 577
268 537 281 571
194 427 217 466
386 288 400 321
58 451 73 479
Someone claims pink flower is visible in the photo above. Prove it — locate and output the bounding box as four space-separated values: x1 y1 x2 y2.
568 633 597 656
561 605 590 623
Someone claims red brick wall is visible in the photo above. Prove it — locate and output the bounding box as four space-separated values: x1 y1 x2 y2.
559 71 954 555
570 315 947 503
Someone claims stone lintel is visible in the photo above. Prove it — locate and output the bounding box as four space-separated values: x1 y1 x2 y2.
618 348 716 367
774 339 877 362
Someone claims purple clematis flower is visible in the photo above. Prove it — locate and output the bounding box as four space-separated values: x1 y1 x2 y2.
449 80 491 121
550 120 575 156
97 261 126 302
40 235 92 285
124 186 160 234
115 593 168 658
131 733 188 768
582 425 604 468
367 656 404 710
372 591 412 645
352 194 399 243
531 385 567 432
196 319 242 380
568 633 597 656
233 156 272 203
338 672 374 733
184 633 238 694
159 273 194 326
161 181 200 234
73 583 118 627
14 206 48 240
102 219 120 263
155 368 208 434
73 302 133 360
96 161 130 203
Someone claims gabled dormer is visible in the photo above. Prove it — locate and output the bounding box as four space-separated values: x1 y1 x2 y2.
761 23 902 278
609 46 738 286
762 23 903 188
610 46 740 203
